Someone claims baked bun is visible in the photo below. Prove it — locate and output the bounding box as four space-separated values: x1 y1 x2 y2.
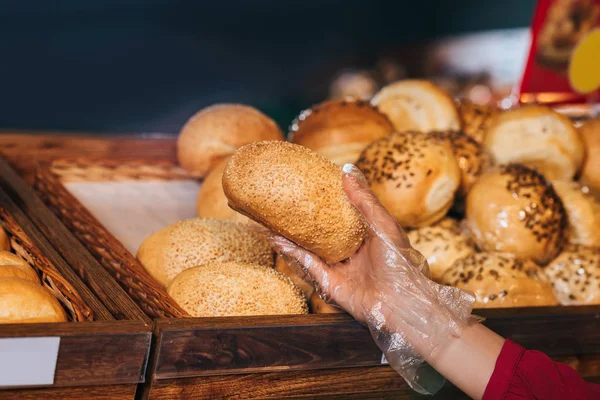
167 262 308 317
546 245 600 305
275 255 315 300
223 141 367 263
432 217 462 231
0 226 9 251
440 252 558 308
465 164 567 265
137 218 274 287
436 131 493 199
0 278 67 323
177 104 284 177
356 131 460 228
196 157 249 223
552 180 600 247
289 98 394 166
483 105 584 181
371 80 460 132
458 100 500 143
579 119 600 195
407 226 475 281
309 292 344 314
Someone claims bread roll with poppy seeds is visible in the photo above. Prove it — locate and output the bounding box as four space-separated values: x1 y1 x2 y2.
289 98 394 166
552 180 600 247
546 245 600 305
356 131 460 228
0 278 67 323
222 141 368 263
167 262 308 317
458 100 500 143
465 164 567 265
177 104 284 177
137 218 274 287
371 80 460 133
440 252 558 308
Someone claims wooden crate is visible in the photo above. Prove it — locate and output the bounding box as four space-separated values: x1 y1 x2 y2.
32 157 600 399
0 160 152 400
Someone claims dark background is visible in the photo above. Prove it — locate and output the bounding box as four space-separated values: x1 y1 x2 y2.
0 0 536 134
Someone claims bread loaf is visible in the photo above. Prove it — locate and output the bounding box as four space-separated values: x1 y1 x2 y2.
0 251 39 283
0 278 67 323
546 245 600 306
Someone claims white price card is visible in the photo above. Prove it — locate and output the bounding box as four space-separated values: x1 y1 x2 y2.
0 337 60 387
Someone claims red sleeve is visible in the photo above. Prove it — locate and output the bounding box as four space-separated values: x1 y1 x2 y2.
483 339 600 400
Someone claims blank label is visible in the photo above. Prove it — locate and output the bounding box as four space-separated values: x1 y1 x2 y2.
0 337 60 387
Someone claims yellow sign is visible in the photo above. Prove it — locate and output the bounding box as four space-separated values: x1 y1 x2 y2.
569 28 600 94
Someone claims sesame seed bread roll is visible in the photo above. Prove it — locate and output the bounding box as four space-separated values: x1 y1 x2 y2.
289 98 394 166
177 104 284 177
440 253 558 308
552 180 600 247
356 131 460 228
436 131 493 199
458 100 500 144
137 218 274 287
579 119 600 196
371 80 461 133
483 105 584 181
275 255 315 300
167 262 308 317
0 278 67 323
196 157 250 223
309 291 344 314
465 164 567 265
407 226 475 282
0 251 39 283
0 226 9 251
546 245 600 306
222 141 368 263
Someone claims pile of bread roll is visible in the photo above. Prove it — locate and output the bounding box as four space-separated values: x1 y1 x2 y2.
138 79 600 316
0 225 67 323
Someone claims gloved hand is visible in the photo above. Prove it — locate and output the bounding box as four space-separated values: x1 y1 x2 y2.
262 164 478 395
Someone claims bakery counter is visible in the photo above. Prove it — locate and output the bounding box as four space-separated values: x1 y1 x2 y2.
1 131 600 399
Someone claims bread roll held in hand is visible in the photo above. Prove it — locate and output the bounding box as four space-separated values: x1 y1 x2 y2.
167 262 308 317
465 164 567 265
223 141 367 263
177 104 284 177
196 157 249 223
552 180 600 247
546 245 600 306
458 100 500 144
407 226 475 282
579 119 600 196
435 130 493 199
0 278 67 323
289 98 394 166
440 252 558 308
371 80 461 132
483 105 584 181
0 226 9 251
356 131 460 228
137 218 274 287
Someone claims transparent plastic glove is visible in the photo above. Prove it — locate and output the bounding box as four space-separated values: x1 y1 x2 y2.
262 164 477 395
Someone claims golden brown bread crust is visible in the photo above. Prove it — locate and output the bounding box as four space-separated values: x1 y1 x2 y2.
222 141 368 263
458 100 500 143
440 252 558 308
137 218 274 287
289 98 394 166
552 180 600 247
0 226 9 251
371 80 461 133
356 131 460 228
196 157 249 223
167 262 308 317
407 226 475 282
177 104 284 177
0 278 67 323
546 245 600 306
579 119 600 195
465 164 567 265
483 105 584 181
